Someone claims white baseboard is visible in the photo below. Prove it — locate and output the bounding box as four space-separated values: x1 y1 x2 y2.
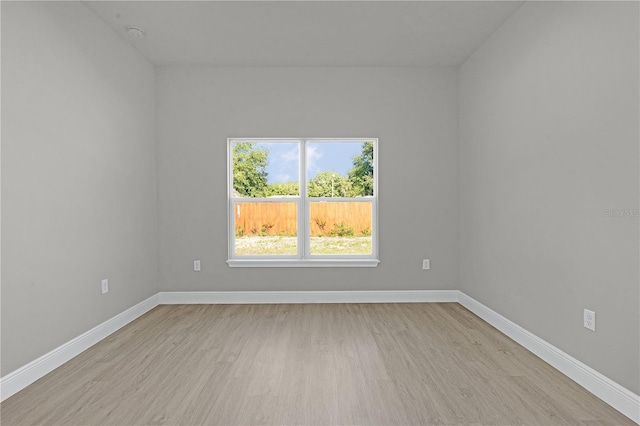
0 293 159 402
157 290 459 304
2 289 638 425
458 291 640 424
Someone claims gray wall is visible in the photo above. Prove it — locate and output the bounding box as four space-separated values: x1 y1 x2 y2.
156 67 459 292
1 2 158 375
459 2 639 393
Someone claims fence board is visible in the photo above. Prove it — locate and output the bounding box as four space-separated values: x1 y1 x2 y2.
234 201 372 236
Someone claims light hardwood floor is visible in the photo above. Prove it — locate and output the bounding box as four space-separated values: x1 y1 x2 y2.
1 303 633 425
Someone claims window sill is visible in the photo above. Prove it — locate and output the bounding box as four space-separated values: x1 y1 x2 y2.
227 259 380 268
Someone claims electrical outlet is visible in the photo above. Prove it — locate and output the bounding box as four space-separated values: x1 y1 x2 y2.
194 260 201 271
422 259 430 270
101 279 109 294
584 309 595 331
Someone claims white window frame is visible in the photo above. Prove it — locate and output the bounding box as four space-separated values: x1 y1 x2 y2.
227 138 379 267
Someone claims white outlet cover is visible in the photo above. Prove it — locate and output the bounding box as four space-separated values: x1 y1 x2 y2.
422 259 430 270
101 279 109 294
194 260 201 271
584 309 595 331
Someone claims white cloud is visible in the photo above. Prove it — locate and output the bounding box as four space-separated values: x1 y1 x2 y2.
306 145 322 174
281 147 299 162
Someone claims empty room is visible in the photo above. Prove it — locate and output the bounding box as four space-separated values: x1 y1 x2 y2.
1 1 638 425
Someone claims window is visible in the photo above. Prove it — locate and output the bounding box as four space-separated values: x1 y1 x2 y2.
227 138 378 267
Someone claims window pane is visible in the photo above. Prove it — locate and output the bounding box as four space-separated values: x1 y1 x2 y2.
307 140 374 197
234 202 297 255
309 201 372 255
232 141 299 198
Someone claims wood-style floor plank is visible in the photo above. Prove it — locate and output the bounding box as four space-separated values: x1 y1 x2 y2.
1 303 633 425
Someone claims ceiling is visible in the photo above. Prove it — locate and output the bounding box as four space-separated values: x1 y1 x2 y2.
85 1 524 67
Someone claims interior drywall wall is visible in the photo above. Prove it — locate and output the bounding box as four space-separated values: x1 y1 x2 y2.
1 2 158 376
156 67 458 292
459 1 639 393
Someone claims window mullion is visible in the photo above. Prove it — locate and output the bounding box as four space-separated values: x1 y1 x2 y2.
299 140 307 259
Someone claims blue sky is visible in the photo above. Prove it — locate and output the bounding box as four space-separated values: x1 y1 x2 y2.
259 141 364 184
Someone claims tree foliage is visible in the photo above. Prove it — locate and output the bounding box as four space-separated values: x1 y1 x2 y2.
347 141 374 196
308 171 352 197
264 181 299 197
233 142 269 197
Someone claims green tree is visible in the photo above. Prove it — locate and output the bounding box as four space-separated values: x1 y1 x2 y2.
233 142 269 197
348 141 374 196
265 181 300 196
308 171 351 197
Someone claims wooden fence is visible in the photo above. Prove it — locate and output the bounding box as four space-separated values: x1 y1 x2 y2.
234 201 372 236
